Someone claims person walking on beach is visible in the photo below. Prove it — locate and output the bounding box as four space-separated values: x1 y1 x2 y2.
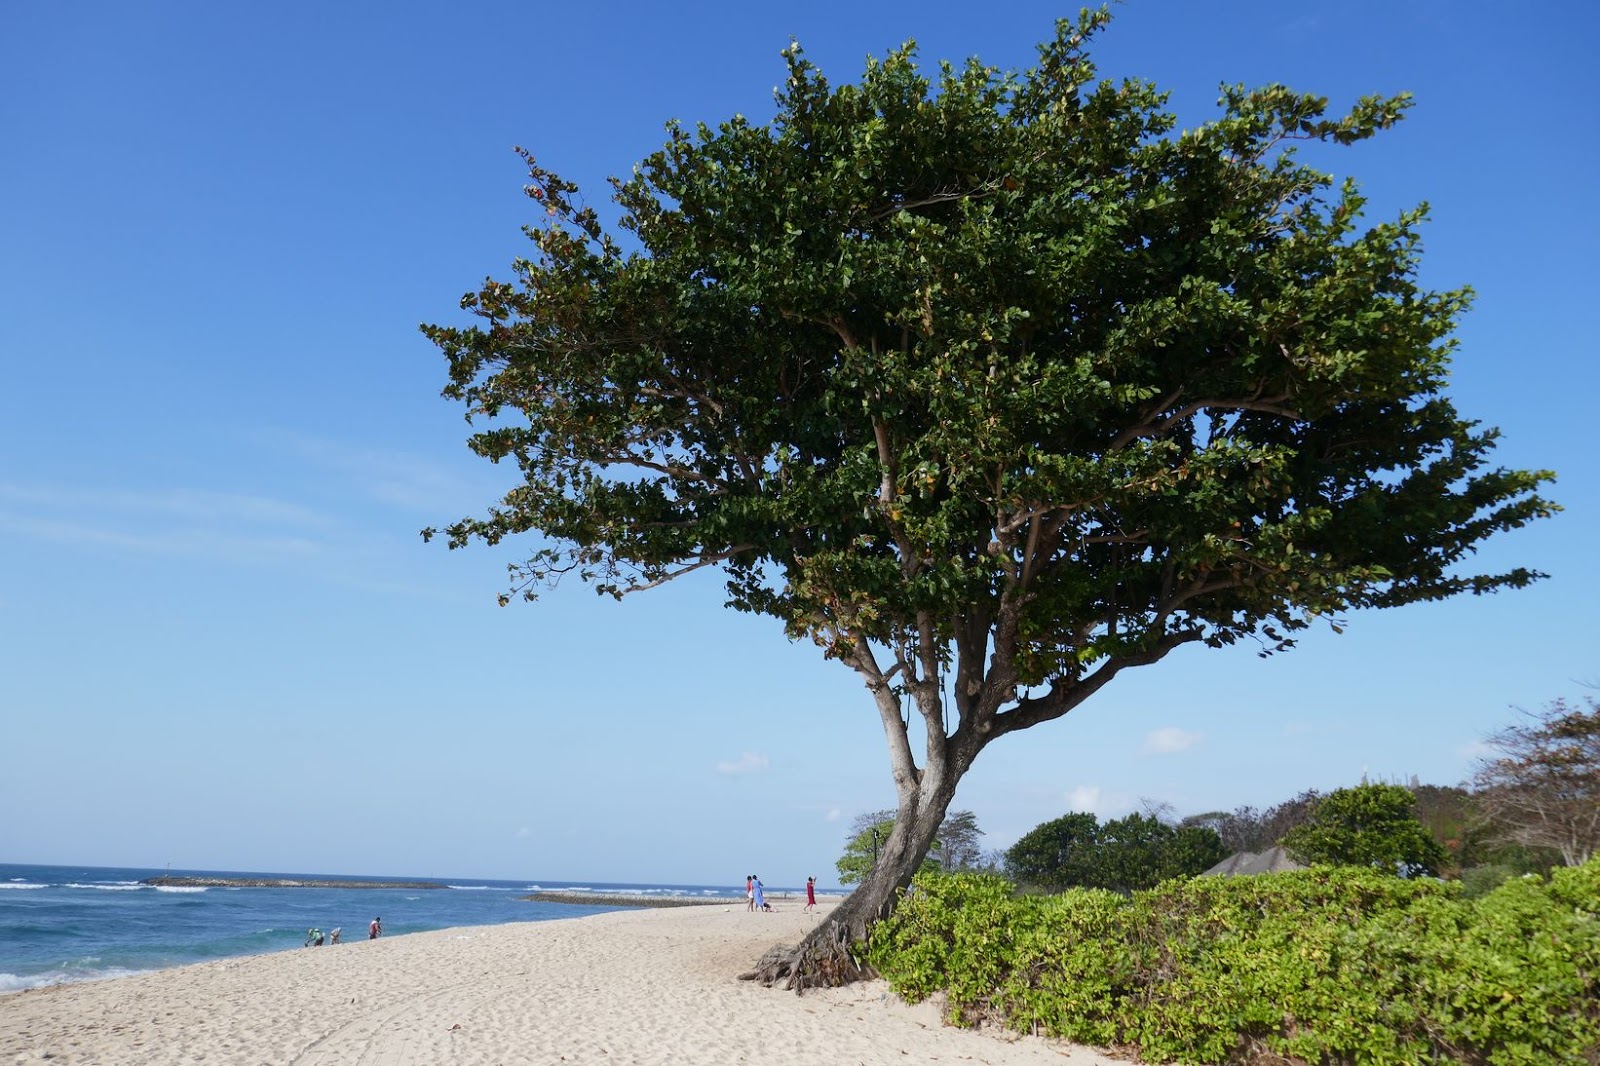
369 917 381 939
752 876 768 912
745 874 754 912
330 927 341 944
804 876 817 912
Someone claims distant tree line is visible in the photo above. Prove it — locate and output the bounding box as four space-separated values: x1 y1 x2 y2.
838 697 1600 893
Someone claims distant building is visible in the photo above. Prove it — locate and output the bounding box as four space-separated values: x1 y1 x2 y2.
1201 846 1305 876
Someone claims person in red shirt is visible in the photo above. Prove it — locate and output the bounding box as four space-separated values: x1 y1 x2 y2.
804 876 817 912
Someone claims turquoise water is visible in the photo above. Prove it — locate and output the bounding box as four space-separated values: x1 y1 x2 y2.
0 863 753 992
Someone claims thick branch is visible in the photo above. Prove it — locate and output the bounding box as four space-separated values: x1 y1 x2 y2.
1107 395 1299 453
849 638 920 791
992 631 1203 737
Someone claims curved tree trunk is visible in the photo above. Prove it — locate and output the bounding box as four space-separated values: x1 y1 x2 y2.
740 771 960 990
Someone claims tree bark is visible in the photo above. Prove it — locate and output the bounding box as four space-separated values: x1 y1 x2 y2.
740 769 960 990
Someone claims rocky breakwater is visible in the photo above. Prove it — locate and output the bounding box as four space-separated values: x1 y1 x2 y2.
143 876 448 889
523 891 731 908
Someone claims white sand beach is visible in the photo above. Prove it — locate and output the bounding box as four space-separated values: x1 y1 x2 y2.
0 899 1127 1065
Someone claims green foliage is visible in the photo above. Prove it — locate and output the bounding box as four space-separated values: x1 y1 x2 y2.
1460 863 1518 899
1282 783 1449 876
868 860 1600 1064
1005 811 1227 891
837 817 939 884
867 872 1027 1021
425 9 1553 683
1004 812 1101 889
836 811 978 884
837 817 892 885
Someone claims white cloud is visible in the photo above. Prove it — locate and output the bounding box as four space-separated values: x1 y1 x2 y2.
1065 784 1103 814
824 808 842 822
715 751 770 775
1142 726 1203 755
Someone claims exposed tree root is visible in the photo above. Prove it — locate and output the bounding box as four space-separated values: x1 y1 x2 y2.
738 919 876 991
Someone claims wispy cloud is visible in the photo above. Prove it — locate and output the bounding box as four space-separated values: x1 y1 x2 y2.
1142 726 1203 755
0 479 334 567
715 751 770 776
824 808 842 823
261 429 506 514
0 507 323 560
0 483 330 528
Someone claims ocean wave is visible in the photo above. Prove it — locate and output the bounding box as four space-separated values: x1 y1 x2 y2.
0 882 47 890
0 964 154 993
152 885 208 893
445 885 515 891
64 882 145 891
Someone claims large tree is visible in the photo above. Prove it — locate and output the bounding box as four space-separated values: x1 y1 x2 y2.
422 10 1553 986
1472 698 1600 867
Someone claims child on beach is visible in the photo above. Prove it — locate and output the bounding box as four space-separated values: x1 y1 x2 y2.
745 875 754 911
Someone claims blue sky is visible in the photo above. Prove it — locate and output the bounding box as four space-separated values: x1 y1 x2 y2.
2 1 1595 887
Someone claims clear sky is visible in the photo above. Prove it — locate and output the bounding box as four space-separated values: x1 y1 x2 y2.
2 1 1595 888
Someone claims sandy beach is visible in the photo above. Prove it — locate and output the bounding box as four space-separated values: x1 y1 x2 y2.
0 899 1126 1065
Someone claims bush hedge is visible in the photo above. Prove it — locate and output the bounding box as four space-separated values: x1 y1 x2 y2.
866 860 1599 1064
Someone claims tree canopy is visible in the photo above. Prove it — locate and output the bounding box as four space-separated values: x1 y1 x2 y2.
1282 783 1448 877
1004 809 1226 891
421 8 1554 983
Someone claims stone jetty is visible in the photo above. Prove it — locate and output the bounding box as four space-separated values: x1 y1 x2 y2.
142 876 447 890
522 890 730 908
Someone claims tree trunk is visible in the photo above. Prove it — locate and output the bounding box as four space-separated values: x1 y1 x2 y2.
740 773 959 990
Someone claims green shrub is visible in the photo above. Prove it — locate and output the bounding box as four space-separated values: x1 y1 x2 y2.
867 858 1600 1064
1460 863 1518 898
992 887 1136 1047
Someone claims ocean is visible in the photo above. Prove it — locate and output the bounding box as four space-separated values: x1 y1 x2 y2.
0 863 757 993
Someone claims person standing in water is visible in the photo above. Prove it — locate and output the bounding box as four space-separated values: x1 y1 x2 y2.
369 917 381 939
